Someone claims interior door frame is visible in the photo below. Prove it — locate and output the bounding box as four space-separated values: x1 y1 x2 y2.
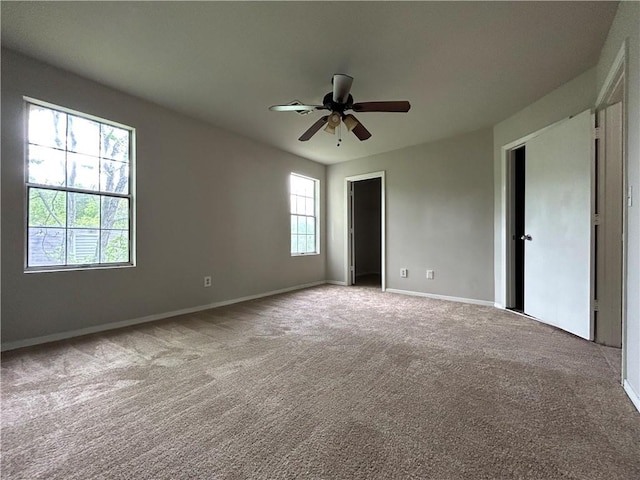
595 40 628 381
344 171 386 291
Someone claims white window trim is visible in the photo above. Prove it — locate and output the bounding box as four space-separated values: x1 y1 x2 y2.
23 97 136 272
290 172 320 257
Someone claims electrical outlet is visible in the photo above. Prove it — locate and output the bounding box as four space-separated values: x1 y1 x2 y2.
204 276 212 287
400 268 408 278
426 270 434 280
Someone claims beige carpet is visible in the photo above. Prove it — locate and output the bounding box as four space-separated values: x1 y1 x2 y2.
2 284 639 479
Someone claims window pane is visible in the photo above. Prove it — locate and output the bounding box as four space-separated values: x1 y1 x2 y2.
101 159 129 194
101 197 129 229
67 115 99 156
67 153 99 191
296 197 305 215
291 216 298 234
306 217 315 235
67 229 99 264
306 235 316 253
291 234 297 253
101 125 129 162
101 230 129 263
290 175 303 195
28 227 66 266
28 105 67 149
68 192 100 228
290 194 297 214
25 101 133 270
298 216 307 234
303 179 314 197
29 188 66 227
298 235 307 253
28 145 66 186
305 198 314 216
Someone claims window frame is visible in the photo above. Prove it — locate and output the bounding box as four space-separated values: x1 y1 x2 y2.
23 97 136 272
289 172 320 256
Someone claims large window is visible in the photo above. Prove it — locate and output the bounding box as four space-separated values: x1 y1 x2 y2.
290 173 319 255
25 100 134 270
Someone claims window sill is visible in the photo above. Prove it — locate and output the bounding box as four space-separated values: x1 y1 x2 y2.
24 263 135 274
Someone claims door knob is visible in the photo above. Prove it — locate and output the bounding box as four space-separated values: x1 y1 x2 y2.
521 234 532 241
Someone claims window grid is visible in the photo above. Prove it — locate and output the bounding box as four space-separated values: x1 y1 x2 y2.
290 173 318 255
25 100 134 270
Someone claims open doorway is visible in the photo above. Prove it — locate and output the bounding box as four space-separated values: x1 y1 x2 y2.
352 178 382 287
511 145 526 312
344 171 386 291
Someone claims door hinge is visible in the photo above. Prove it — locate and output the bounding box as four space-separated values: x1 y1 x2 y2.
593 300 599 312
593 214 601 225
593 126 601 139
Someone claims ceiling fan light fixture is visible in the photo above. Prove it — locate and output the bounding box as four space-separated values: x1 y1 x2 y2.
324 124 336 135
343 114 358 131
324 112 341 135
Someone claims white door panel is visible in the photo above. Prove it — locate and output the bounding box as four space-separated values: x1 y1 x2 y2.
524 110 593 339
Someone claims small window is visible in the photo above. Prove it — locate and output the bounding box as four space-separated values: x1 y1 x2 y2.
290 173 319 255
25 100 135 271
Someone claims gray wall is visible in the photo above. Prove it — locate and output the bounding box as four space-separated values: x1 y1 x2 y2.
1 50 326 346
596 1 640 405
354 178 381 277
327 128 495 302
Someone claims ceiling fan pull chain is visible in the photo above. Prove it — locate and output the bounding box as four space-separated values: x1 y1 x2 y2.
337 123 342 147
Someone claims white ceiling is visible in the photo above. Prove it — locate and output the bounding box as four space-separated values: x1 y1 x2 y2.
1 1 618 164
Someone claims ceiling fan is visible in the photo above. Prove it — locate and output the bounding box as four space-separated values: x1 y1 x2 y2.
269 74 411 143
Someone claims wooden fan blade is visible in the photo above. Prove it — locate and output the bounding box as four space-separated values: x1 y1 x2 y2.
347 115 372 141
333 74 354 104
351 101 411 113
269 105 325 112
299 115 329 141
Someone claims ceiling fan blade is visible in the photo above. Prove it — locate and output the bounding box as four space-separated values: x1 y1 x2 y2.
351 101 411 113
333 74 354 104
343 114 372 141
269 104 325 112
298 115 329 141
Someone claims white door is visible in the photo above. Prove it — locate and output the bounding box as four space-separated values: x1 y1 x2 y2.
524 110 593 339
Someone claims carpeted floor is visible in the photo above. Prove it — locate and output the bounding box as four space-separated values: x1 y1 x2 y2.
2 284 639 479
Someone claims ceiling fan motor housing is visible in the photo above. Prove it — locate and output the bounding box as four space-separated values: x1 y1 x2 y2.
323 92 353 113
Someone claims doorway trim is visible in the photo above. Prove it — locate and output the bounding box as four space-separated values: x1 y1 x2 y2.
595 40 628 383
344 171 386 291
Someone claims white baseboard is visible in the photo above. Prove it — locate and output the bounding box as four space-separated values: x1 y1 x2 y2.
623 380 640 413
1 280 326 352
494 302 505 309
326 280 348 286
385 288 494 307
